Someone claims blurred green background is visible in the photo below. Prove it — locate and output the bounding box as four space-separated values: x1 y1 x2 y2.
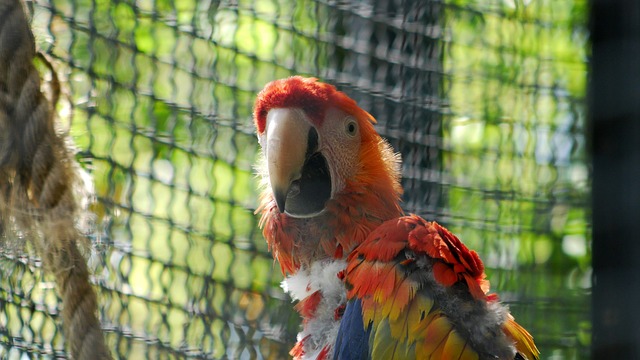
0 0 589 359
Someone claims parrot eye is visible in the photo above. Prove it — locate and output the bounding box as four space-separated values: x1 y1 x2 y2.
345 118 358 137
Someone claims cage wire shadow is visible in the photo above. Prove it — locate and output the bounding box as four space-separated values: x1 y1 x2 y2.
0 0 589 359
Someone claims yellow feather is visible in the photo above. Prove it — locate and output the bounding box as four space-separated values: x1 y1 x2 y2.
386 275 419 321
362 297 376 325
374 262 399 304
388 296 444 356
419 315 452 357
414 305 439 341
387 293 435 344
373 298 386 325
363 296 386 326
409 295 434 335
458 344 480 360
429 337 446 360
388 307 410 340
502 314 540 360
371 320 412 360
440 330 465 359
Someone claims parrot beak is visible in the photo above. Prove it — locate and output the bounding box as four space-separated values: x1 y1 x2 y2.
264 108 313 213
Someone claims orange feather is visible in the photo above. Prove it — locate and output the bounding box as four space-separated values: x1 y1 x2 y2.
441 330 466 360
421 315 453 357
345 215 539 359
253 77 539 360
255 77 403 274
289 335 308 359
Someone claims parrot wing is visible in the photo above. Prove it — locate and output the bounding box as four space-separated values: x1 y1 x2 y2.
334 214 539 360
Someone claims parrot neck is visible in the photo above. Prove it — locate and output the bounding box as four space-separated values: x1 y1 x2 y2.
282 259 347 360
259 179 403 273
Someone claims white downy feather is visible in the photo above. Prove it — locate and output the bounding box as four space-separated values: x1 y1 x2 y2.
281 259 347 359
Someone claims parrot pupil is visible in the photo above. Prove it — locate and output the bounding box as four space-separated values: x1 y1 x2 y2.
284 151 331 218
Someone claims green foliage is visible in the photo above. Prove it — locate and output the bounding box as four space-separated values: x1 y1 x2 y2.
444 0 590 357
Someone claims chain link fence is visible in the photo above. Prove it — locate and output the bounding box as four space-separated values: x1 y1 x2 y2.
1 0 589 358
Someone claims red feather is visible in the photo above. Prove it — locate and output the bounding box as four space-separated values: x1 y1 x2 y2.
253 77 538 359
294 290 322 320
317 346 330 360
350 215 490 300
253 76 375 135
255 77 403 274
344 214 539 359
432 261 459 287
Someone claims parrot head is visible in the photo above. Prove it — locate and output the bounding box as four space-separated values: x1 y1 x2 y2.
254 76 403 273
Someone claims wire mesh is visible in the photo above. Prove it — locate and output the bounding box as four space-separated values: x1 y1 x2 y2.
0 0 589 359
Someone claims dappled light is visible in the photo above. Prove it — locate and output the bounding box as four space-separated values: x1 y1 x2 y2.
1 0 588 359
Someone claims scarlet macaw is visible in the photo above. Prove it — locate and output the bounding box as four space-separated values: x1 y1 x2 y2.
253 76 539 360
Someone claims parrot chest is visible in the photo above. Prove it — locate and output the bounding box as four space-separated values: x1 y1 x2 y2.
282 259 347 359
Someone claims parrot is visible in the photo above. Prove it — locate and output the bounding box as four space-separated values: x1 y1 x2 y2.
253 76 539 360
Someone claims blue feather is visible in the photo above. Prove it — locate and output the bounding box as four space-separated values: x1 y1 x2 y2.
333 299 371 360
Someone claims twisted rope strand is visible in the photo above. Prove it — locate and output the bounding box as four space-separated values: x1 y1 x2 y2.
0 0 111 358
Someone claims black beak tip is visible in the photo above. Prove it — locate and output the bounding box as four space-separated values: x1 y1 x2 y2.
274 189 287 213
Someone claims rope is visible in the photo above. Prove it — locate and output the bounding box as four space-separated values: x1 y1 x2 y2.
0 0 111 358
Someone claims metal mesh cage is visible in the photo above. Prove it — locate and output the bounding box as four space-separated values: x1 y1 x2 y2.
1 0 589 359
